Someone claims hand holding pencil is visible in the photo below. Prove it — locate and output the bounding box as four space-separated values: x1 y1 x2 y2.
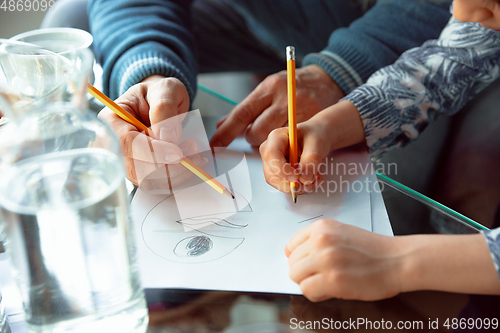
260 46 327 197
95 75 209 192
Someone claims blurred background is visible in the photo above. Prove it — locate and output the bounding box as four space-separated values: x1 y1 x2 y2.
0 9 45 39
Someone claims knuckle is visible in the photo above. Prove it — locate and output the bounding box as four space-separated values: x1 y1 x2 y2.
288 268 297 282
296 90 312 103
163 77 181 87
119 132 132 157
258 142 267 156
266 75 283 88
122 83 142 97
260 148 273 164
245 129 266 146
266 175 277 187
314 218 332 229
306 293 323 303
320 248 338 264
269 127 286 138
156 98 178 112
120 131 140 158
124 159 138 184
301 284 322 303
233 105 254 123
313 233 331 247
263 108 283 126
304 152 323 165
265 176 273 187
272 71 287 83
300 283 312 297
268 128 279 137
97 109 108 120
327 272 349 296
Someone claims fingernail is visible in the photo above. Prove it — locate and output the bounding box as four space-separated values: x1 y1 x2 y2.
191 155 206 166
301 178 313 186
196 157 208 166
184 141 198 152
165 153 180 163
160 125 177 143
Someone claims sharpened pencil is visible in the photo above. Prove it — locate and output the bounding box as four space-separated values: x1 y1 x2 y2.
286 46 299 203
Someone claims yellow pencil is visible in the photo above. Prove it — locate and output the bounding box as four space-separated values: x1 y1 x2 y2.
87 83 234 199
286 46 299 203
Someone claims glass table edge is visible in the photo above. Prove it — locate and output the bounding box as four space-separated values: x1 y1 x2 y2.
196 83 489 233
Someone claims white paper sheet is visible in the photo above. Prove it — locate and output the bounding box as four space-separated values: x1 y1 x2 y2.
131 113 376 294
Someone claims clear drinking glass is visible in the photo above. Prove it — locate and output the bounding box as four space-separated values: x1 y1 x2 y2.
9 28 95 85
0 40 148 333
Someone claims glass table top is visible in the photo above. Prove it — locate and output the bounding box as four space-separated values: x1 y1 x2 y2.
194 83 488 235
1 81 494 333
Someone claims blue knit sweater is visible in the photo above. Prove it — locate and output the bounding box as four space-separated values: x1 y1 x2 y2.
88 0 452 100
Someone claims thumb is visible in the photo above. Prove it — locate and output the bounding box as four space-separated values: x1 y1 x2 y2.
147 78 190 142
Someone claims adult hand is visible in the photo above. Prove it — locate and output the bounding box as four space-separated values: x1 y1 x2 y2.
210 65 345 147
259 100 365 194
285 219 402 302
98 75 206 191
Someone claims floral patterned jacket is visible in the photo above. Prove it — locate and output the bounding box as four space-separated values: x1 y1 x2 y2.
344 17 500 278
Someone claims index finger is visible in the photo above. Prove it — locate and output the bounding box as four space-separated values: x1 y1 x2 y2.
210 87 272 147
260 128 298 182
147 78 190 141
285 226 312 258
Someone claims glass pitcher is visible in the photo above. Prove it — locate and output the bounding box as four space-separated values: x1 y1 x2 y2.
0 40 148 333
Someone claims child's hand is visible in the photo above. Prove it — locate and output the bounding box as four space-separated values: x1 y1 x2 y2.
259 119 331 194
285 219 402 302
259 100 366 194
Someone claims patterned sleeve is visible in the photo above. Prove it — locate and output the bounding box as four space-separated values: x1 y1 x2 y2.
483 228 500 279
344 18 500 157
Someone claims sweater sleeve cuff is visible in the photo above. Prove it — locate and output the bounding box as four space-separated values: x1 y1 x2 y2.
303 40 379 95
342 87 410 158
482 228 500 280
303 51 363 95
107 42 196 102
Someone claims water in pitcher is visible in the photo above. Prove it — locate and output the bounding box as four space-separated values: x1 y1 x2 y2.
0 148 148 333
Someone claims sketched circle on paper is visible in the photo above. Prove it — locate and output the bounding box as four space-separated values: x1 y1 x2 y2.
141 194 248 263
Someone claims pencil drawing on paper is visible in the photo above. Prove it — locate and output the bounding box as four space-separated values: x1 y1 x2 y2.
176 216 248 229
298 214 324 224
141 193 249 264
175 235 213 257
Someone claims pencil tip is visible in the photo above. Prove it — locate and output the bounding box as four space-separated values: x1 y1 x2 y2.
223 189 235 199
291 187 297 203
